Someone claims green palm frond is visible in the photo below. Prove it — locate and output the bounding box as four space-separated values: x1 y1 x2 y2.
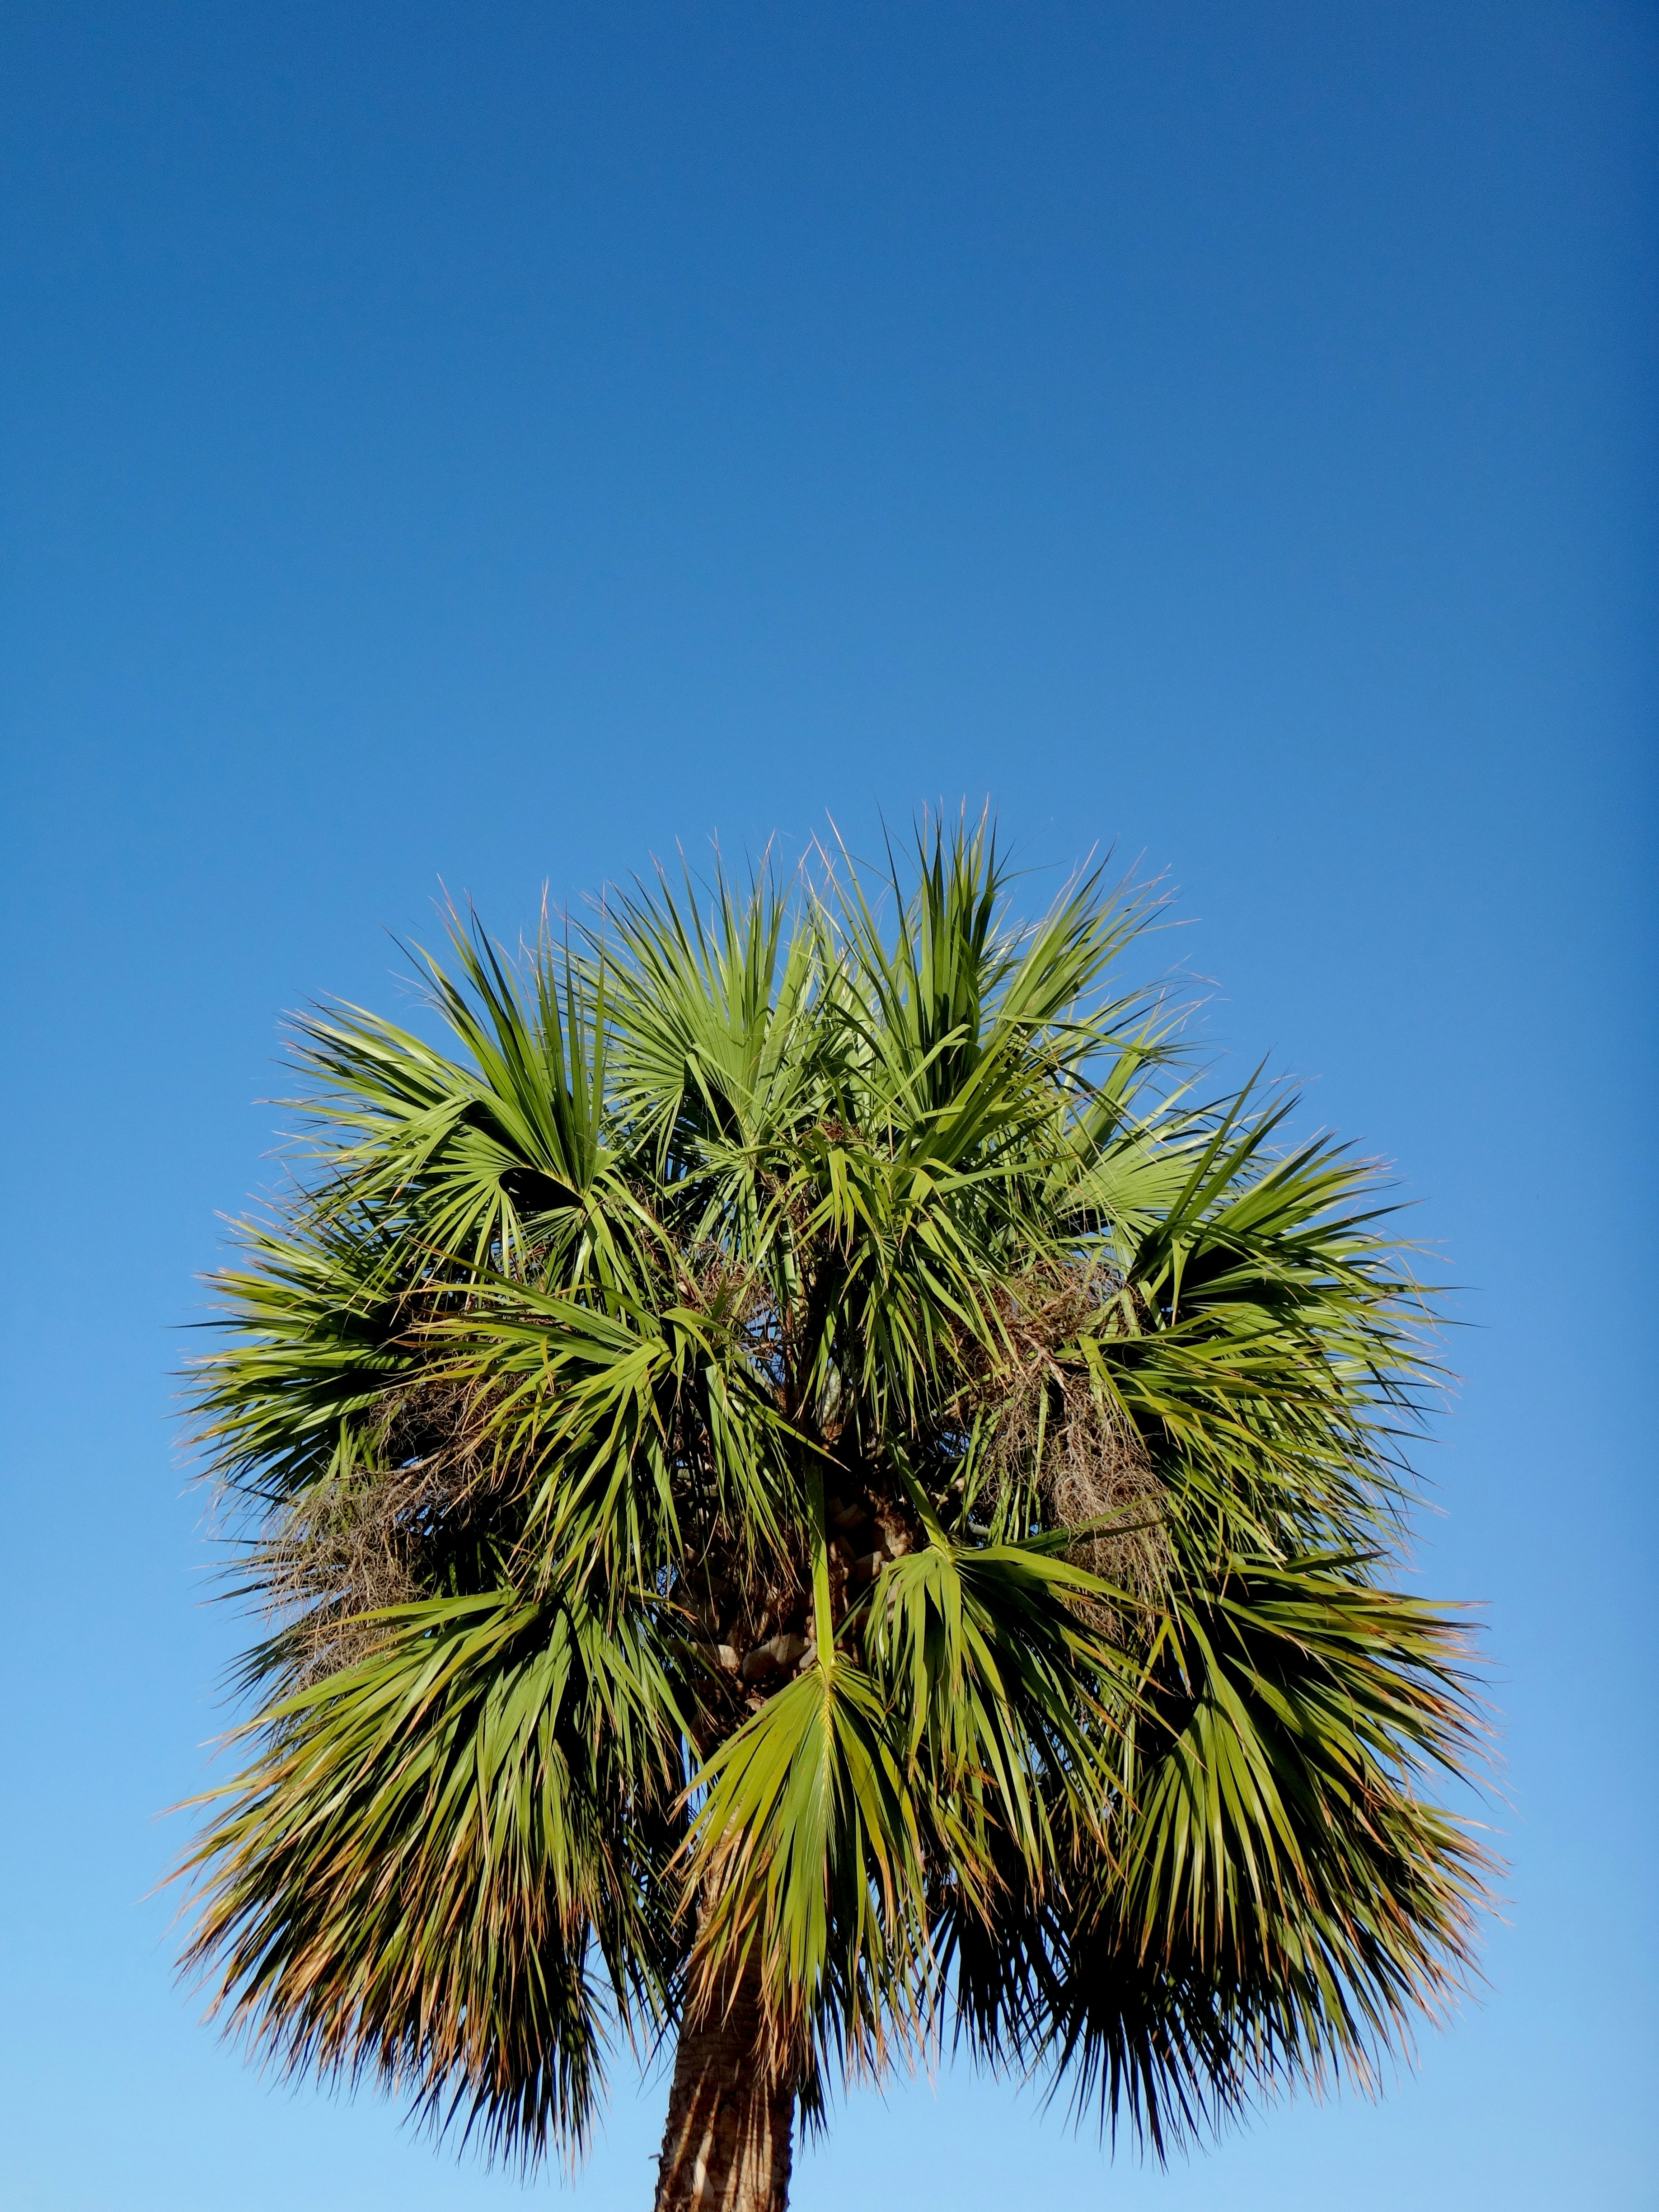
180 1582 689 2168
684 1658 930 2084
602 857 833 1168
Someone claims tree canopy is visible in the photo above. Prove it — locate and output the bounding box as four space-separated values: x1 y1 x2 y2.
179 820 1486 2203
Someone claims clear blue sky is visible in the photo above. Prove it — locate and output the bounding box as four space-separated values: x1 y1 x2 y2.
2 6 1654 2207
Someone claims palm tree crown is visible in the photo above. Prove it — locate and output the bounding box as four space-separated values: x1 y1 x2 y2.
182 822 1485 2207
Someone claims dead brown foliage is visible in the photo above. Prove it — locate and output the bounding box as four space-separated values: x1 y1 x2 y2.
970 1262 1168 1629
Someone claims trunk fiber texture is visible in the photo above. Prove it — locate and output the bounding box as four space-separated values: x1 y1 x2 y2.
654 1959 795 2212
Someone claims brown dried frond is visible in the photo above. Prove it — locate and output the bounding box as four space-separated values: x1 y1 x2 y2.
254 1377 507 1686
676 1243 773 1337
255 1470 429 1683
1038 1381 1166 1607
969 1261 1168 1634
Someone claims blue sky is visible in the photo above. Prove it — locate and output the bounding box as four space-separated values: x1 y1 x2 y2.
2 5 1654 2207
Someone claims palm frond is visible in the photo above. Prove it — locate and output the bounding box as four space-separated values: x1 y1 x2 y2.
181 1582 689 2168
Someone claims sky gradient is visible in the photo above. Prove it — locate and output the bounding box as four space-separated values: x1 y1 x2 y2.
2 6 1654 2207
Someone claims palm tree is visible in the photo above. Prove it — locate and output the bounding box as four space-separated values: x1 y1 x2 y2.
181 820 1485 2212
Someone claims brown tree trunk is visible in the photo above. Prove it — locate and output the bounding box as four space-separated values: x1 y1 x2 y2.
653 1954 795 2212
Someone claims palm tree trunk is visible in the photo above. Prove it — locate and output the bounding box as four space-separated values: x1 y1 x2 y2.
653 1955 795 2212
